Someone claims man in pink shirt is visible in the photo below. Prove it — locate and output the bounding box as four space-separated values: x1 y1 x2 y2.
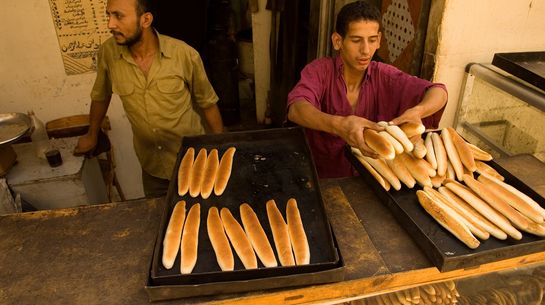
287 1 448 178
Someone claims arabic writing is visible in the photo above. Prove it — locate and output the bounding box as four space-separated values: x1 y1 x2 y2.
49 0 110 74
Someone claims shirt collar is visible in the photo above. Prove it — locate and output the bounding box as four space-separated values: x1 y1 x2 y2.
335 55 373 82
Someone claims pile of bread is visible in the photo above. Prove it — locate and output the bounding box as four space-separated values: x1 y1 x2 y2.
352 123 545 249
357 280 459 305
162 198 309 274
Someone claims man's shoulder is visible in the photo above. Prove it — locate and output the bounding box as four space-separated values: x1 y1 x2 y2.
158 34 198 56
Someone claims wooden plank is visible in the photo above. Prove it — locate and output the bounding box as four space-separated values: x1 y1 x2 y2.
320 183 389 280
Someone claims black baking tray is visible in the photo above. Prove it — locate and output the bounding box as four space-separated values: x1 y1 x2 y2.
492 51 545 91
147 127 343 298
346 142 545 272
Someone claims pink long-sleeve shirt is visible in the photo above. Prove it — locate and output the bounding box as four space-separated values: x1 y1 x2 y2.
287 56 447 178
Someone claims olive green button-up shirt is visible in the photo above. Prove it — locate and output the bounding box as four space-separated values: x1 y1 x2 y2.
91 32 218 179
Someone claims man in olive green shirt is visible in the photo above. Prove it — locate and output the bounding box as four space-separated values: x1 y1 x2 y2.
75 0 224 197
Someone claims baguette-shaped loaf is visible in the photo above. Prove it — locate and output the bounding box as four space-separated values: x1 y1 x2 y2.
412 137 427 159
200 149 219 199
214 147 236 196
424 132 438 170
386 157 416 188
515 212 545 236
439 186 507 240
424 187 489 240
416 157 437 177
416 190 480 249
399 122 426 138
266 199 295 266
463 174 530 230
441 128 464 181
352 148 391 191
447 127 476 172
478 173 545 222
189 148 207 198
240 203 277 267
181 203 200 274
379 131 404 155
474 160 504 181
207 206 234 271
286 198 310 265
362 155 402 191
431 132 448 177
445 182 522 240
379 121 414 152
430 175 446 188
446 160 456 180
162 200 186 269
363 129 395 160
220 207 257 269
397 153 432 188
178 148 194 196
467 143 493 161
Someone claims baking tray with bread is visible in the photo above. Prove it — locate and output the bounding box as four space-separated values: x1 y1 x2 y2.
146 127 344 301
346 123 545 272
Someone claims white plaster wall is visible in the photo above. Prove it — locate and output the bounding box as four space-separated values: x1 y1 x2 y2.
0 0 144 199
433 0 545 128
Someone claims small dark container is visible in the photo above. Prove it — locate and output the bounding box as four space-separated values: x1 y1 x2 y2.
45 149 62 167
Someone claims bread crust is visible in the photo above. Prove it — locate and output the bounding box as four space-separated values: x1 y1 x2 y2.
412 136 427 159
445 182 522 240
286 198 310 265
383 123 414 152
399 122 425 138
178 148 195 196
431 132 448 177
416 190 480 249
352 148 390 191
207 206 234 271
475 160 504 181
478 173 544 223
463 174 530 230
398 153 432 188
363 129 395 160
379 131 404 155
240 203 277 267
220 207 257 269
447 127 476 172
441 128 464 181
363 155 402 191
214 147 236 196
467 143 493 161
266 199 295 266
424 132 438 169
162 200 186 269
386 156 416 189
200 149 219 199
181 203 200 274
439 186 507 240
189 148 207 198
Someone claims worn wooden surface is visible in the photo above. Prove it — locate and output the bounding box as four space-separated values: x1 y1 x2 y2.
1 156 545 304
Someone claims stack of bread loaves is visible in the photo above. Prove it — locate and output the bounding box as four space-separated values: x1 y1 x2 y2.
352 125 545 249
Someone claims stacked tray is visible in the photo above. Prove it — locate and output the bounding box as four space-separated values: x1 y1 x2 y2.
346 142 545 272
147 127 344 301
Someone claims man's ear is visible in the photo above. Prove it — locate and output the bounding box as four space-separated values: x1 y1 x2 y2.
141 12 153 28
331 32 342 51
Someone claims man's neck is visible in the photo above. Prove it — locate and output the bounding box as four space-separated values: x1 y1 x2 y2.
129 29 159 59
343 67 366 91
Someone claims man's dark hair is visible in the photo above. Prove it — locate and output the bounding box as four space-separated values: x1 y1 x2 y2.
335 1 382 38
135 0 156 17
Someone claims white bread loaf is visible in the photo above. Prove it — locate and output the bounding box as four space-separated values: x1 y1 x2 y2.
181 203 200 274
207 206 234 271
189 148 207 198
424 132 438 170
431 132 448 177
220 207 257 269
441 128 464 181
200 149 219 199
240 203 277 267
416 190 480 249
214 147 236 196
447 127 476 172
362 155 402 191
178 148 194 196
162 200 186 269
467 143 493 161
363 129 395 160
266 199 295 266
386 157 416 189
286 198 310 265
352 148 391 191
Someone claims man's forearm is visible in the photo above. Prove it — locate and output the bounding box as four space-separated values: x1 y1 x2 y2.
88 97 111 136
412 86 448 119
202 104 224 134
287 100 343 136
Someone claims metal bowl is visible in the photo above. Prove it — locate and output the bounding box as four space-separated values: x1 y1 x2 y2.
0 112 31 145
